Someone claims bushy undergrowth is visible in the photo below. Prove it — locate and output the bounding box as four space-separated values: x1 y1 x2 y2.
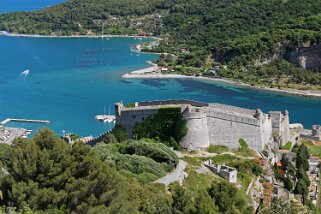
95 140 179 183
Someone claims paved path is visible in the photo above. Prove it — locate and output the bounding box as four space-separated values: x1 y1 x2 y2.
183 150 255 160
155 160 187 186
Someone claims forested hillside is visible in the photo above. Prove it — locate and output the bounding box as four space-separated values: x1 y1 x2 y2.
1 0 321 88
0 129 257 213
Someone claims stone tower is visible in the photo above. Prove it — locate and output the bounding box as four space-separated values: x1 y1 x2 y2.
181 106 210 151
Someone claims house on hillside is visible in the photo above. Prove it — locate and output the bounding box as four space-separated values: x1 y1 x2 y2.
309 156 320 173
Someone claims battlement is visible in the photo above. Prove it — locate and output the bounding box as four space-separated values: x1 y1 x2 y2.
137 99 208 107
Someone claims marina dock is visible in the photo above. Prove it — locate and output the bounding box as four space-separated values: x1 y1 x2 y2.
0 118 50 125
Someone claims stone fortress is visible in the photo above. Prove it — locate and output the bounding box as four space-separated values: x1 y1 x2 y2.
115 99 290 151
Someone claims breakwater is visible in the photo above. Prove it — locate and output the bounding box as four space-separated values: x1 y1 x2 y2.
1 118 50 125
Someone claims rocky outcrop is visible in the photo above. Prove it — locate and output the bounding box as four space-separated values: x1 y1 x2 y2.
286 44 321 71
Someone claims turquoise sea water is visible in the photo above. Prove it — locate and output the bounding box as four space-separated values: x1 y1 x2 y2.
0 2 321 137
0 0 65 13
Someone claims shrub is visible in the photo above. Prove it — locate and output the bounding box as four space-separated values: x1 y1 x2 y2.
208 180 251 213
236 160 263 176
111 124 127 142
102 133 118 144
94 141 179 183
282 141 292 150
125 103 135 108
119 141 179 166
207 145 229 154
239 139 248 149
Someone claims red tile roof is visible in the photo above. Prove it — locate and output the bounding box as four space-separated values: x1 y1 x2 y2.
278 149 289 153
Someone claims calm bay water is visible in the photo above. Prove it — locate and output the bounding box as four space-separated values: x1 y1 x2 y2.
0 0 65 13
0 2 320 137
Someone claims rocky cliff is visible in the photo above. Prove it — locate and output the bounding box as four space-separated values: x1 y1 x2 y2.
286 44 321 71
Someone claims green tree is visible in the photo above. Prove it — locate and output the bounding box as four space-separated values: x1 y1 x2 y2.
284 176 293 191
259 197 303 213
208 180 251 214
111 125 127 143
171 184 191 214
102 133 118 144
280 154 295 177
0 129 119 212
294 179 309 205
294 144 310 205
0 144 9 163
191 190 218 214
296 144 310 171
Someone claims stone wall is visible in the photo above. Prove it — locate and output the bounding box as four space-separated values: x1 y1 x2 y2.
138 99 208 107
260 116 273 150
206 115 264 150
269 111 290 146
115 103 158 138
204 160 237 183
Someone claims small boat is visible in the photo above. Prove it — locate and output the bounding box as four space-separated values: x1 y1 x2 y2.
95 115 115 123
95 105 116 123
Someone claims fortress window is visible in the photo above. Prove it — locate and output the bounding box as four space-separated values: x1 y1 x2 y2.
142 117 145 121
132 115 136 119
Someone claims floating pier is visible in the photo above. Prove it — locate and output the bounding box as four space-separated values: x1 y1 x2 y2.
0 118 50 126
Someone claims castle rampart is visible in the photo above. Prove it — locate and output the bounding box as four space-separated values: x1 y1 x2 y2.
115 99 290 151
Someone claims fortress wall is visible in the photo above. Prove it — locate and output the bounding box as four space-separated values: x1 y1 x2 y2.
115 101 285 151
269 111 291 146
206 116 264 151
181 111 210 151
206 108 260 126
138 99 208 107
117 109 158 138
260 116 273 150
280 114 291 146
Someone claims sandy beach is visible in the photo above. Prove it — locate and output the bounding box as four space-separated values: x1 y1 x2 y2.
122 68 321 99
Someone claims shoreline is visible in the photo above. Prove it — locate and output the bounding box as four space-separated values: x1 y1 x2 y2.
3 31 321 98
1 32 161 40
122 68 321 99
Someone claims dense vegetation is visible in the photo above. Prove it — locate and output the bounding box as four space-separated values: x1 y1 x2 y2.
1 0 321 88
0 128 255 213
95 140 179 183
0 130 170 213
133 107 188 149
